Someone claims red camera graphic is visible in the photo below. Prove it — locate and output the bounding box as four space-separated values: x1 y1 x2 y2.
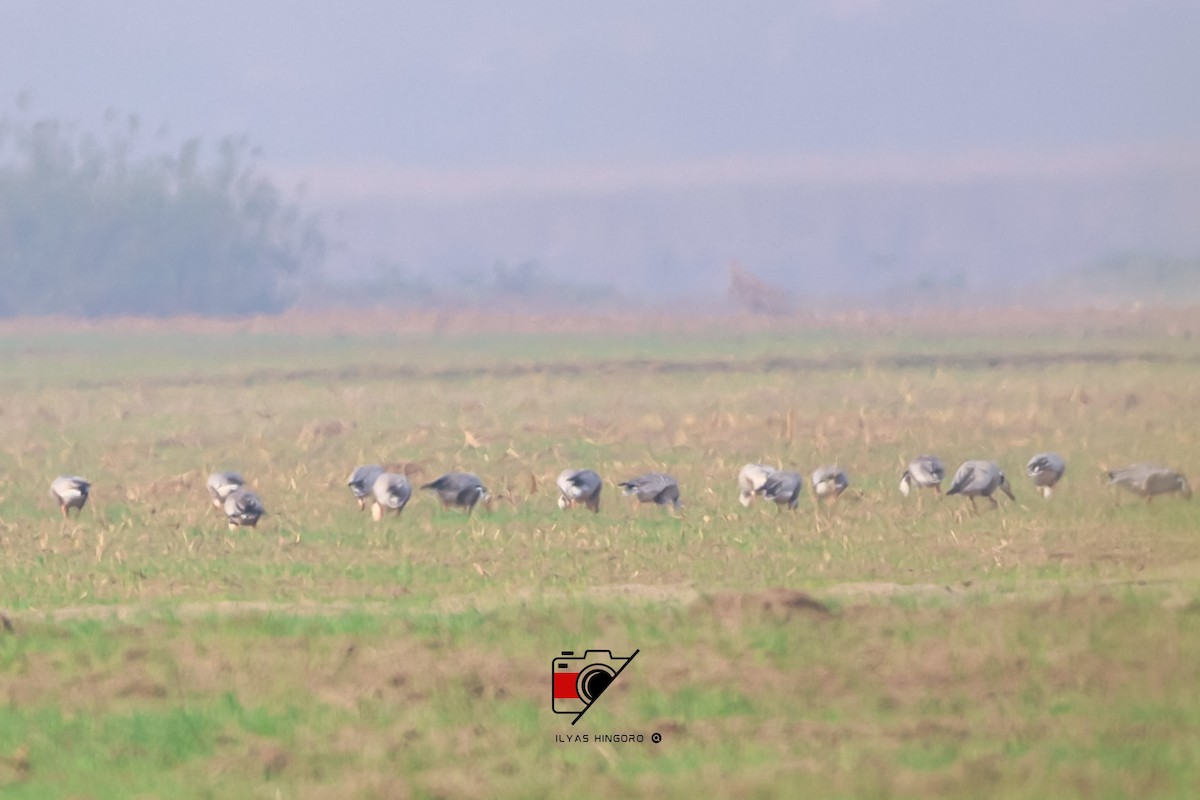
552 648 639 724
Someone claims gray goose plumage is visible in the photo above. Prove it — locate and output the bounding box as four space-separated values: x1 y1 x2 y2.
347 464 386 511
421 472 490 514
371 471 412 521
1026 453 1066 499
223 487 265 530
760 470 803 510
945 460 1014 510
618 472 682 510
557 469 602 513
1107 464 1192 503
737 463 776 507
899 455 945 497
811 466 849 502
206 471 244 510
50 475 90 518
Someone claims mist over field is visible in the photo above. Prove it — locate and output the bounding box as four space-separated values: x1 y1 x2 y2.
310 161 1200 311
1 1 1199 316
5 6 1200 794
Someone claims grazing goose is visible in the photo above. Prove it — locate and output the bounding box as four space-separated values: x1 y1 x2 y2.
50 475 90 518
371 471 412 521
347 464 386 511
759 470 803 511
206 471 244 509
618 472 682 510
421 472 490 514
223 487 265 530
1107 464 1192 504
811 466 849 502
556 469 603 513
737 463 776 507
899 455 945 498
1026 453 1066 499
945 460 1015 510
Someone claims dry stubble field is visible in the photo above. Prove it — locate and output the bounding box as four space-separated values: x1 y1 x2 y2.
1 310 1199 799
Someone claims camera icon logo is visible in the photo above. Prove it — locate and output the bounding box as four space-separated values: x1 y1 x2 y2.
552 648 639 724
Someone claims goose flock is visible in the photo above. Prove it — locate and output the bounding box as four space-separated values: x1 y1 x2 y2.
45 452 1191 526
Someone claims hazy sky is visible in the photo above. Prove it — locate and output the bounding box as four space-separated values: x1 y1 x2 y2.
3 1 1199 298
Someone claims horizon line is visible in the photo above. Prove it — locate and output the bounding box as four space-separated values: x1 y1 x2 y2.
270 141 1200 205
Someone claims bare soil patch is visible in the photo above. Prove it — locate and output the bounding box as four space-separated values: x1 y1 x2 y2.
693 588 832 625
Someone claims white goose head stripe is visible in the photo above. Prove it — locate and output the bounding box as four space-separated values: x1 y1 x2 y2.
737 463 776 507
1026 453 1066 499
557 469 603 513
50 475 91 518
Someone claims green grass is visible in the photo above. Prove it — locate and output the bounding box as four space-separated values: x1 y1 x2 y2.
5 593 1197 797
1 317 1200 797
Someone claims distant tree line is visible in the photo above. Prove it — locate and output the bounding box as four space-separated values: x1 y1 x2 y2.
0 100 324 317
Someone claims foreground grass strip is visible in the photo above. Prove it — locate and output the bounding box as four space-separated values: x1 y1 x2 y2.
0 592 1198 797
